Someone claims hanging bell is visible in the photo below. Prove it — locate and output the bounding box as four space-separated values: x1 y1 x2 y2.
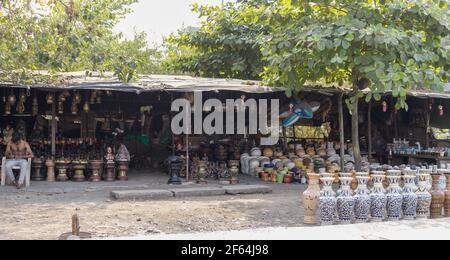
46 93 54 104
58 102 64 114
83 101 90 113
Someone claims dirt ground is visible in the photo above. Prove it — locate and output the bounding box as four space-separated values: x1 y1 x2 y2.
0 172 306 240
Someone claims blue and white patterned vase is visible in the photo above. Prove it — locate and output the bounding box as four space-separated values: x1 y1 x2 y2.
354 174 371 223
370 173 387 222
416 173 432 219
402 174 418 220
386 173 403 221
319 177 337 225
337 176 355 224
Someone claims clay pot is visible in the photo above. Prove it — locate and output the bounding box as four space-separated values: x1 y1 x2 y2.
263 147 274 158
32 158 45 181
56 161 70 182
46 159 56 182
284 174 293 184
430 173 445 219
88 160 103 182
444 172 450 217
228 160 240 185
303 173 321 225
261 172 270 182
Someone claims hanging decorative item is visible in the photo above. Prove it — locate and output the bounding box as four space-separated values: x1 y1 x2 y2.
90 91 97 104
7 91 16 106
74 92 81 103
58 101 64 114
46 93 54 104
383 101 387 113
4 103 11 115
83 101 90 113
438 105 444 116
58 93 67 102
71 102 78 115
16 91 26 114
32 96 39 116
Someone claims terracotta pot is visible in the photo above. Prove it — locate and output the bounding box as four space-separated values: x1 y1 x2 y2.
104 162 116 182
117 161 129 181
430 173 445 219
88 160 103 182
55 161 70 182
263 147 274 158
445 173 450 217
261 172 270 182
45 159 56 182
32 158 45 181
284 174 293 184
303 173 320 225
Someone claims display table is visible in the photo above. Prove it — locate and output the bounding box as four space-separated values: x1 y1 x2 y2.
389 154 450 166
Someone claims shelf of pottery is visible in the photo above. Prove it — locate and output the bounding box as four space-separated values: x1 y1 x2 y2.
240 142 369 185
302 167 450 225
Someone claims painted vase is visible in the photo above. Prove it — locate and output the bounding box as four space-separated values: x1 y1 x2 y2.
416 173 432 219
370 174 387 222
319 177 337 225
430 172 445 219
197 161 208 184
303 173 321 225
444 172 450 217
386 175 403 221
337 177 355 224
402 174 418 220
228 160 240 185
354 175 371 223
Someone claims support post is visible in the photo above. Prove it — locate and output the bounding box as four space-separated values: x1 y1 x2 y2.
425 99 431 149
338 94 345 172
368 101 373 160
51 96 56 157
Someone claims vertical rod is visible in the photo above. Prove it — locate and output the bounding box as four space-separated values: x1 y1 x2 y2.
338 94 345 172
368 101 373 160
51 95 56 157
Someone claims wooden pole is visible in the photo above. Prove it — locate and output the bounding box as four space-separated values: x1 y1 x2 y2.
51 96 56 157
338 94 345 172
368 101 373 160
425 99 431 149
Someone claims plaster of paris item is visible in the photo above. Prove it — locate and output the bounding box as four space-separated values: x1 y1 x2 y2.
370 174 387 222
319 177 337 226
402 175 418 220
386 175 403 221
303 173 321 225
46 159 56 182
416 173 432 219
337 176 355 224
354 175 371 223
228 160 240 185
444 172 450 217
430 172 445 219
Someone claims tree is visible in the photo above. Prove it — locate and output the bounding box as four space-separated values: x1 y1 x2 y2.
162 2 270 80
0 0 160 84
260 0 449 170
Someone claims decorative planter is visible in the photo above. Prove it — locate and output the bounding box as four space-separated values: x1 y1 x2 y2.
430 172 445 219
416 173 432 219
56 160 70 182
277 173 285 184
319 177 337 225
303 173 321 225
72 162 87 182
284 174 293 184
386 175 403 221
104 162 116 182
88 160 103 182
444 172 450 217
402 174 418 220
45 159 56 182
167 156 183 185
370 174 387 222
117 161 129 181
228 160 240 185
261 172 270 182
32 158 45 181
354 175 371 223
337 177 355 224
197 161 208 184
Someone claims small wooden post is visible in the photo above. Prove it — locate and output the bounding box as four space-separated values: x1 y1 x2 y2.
338 94 345 172
72 214 80 236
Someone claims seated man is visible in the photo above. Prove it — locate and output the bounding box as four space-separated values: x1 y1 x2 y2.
4 132 34 189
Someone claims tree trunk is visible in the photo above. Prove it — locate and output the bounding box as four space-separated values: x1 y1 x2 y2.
351 88 362 171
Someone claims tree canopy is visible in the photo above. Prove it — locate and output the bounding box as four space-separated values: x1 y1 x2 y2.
0 0 160 84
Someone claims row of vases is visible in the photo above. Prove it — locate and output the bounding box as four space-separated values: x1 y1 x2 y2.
303 170 450 225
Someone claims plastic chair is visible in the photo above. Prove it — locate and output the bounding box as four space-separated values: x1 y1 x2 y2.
1 157 31 187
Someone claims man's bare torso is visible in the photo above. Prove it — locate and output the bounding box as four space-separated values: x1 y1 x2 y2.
6 141 33 159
